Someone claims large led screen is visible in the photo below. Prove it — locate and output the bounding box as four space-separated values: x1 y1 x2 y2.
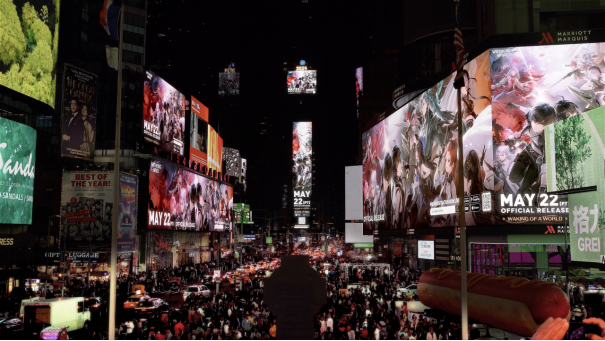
218 72 240 96
188 96 208 168
143 70 186 155
287 70 317 94
61 172 114 245
356 67 363 118
362 51 494 230
207 125 223 174
223 147 241 180
293 122 312 218
0 116 36 224
0 0 61 108
148 160 233 231
61 64 98 161
118 173 137 253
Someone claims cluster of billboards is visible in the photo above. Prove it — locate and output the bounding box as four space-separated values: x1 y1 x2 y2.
292 122 313 223
287 70 317 94
362 42 605 231
0 0 61 109
0 117 36 225
148 160 233 232
143 70 186 155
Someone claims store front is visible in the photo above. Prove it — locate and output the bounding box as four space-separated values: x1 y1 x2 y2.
145 231 210 269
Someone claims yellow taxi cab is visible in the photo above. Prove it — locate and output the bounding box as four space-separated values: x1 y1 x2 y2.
124 294 151 309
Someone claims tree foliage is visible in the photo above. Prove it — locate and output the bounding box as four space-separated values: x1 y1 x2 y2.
555 114 593 191
0 0 26 65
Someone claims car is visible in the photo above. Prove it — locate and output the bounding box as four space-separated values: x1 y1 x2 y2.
0 318 22 333
135 299 168 315
183 285 211 299
124 294 151 309
84 297 103 311
397 284 418 297
168 281 180 295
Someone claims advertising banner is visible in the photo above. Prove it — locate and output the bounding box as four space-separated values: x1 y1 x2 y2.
118 173 137 253
143 70 186 155
418 240 435 260
188 96 208 168
569 191 602 263
234 203 253 224
287 70 317 94
0 117 36 224
207 125 223 174
219 72 240 96
61 172 114 245
223 147 242 180
0 0 61 108
61 64 98 160
241 158 247 190
148 160 233 231
356 67 363 118
293 122 312 218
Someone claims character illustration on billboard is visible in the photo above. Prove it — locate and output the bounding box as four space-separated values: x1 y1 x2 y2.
292 122 312 193
287 71 317 94
143 70 186 155
362 50 494 229
148 160 233 231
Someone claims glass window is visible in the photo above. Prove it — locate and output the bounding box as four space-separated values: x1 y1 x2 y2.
77 301 84 313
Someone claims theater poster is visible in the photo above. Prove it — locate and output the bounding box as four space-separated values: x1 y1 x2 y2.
118 173 137 252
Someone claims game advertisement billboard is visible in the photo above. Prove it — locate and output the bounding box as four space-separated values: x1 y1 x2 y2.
487 44 605 224
293 122 312 218
362 51 494 230
61 64 98 161
0 0 61 109
61 172 114 245
287 70 317 94
207 125 223 174
148 160 233 231
219 72 240 96
241 158 247 190
143 70 186 155
189 96 208 168
118 173 137 253
356 67 363 118
0 116 36 225
223 147 242 180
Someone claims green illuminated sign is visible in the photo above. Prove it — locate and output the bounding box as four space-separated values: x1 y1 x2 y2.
354 243 373 248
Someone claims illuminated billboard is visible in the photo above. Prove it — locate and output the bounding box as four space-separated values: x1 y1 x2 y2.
287 70 317 94
356 67 363 117
219 72 240 96
0 0 61 109
148 160 233 231
0 116 36 225
293 122 312 218
223 147 241 180
118 173 137 253
207 125 223 175
143 70 186 155
188 96 208 168
61 64 98 161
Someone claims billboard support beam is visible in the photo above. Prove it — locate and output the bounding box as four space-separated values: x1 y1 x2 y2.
456 83 469 340
108 5 124 340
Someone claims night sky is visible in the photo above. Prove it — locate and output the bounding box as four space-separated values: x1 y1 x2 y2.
145 0 375 228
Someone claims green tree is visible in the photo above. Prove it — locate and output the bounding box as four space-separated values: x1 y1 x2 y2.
555 114 592 190
0 0 26 65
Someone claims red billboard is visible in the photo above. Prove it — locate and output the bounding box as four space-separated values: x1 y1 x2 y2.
189 96 209 168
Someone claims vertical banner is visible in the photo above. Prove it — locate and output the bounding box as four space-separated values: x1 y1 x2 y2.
188 96 209 168
61 172 114 245
61 64 98 161
207 125 223 175
356 67 363 118
292 122 312 222
118 173 137 252
223 148 242 179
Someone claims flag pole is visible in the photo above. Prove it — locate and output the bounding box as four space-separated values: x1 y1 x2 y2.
108 3 124 340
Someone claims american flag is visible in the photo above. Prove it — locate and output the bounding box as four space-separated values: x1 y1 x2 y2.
453 0 465 74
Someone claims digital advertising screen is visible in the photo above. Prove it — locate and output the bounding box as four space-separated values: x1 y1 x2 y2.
545 106 605 262
293 122 312 218
61 172 114 245
188 96 208 168
118 173 137 253
0 116 36 224
143 70 186 155
356 67 363 117
223 147 242 180
418 240 435 260
218 72 240 96
148 160 233 231
0 0 61 109
61 64 98 161
207 125 223 175
241 158 247 190
287 70 317 94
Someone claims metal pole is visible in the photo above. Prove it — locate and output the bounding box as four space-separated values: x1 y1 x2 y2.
108 5 124 340
456 85 468 340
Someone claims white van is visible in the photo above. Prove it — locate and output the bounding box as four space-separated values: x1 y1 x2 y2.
22 297 91 337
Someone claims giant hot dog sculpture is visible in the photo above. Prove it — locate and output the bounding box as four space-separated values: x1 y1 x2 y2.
418 268 570 336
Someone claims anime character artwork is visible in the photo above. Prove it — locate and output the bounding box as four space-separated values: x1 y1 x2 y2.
489 43 605 223
143 70 186 155
362 51 494 230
